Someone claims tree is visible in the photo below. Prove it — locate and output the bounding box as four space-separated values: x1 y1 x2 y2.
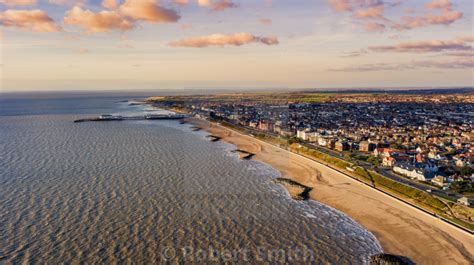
450 181 474 194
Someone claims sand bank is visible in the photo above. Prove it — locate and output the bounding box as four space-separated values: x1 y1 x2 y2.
189 118 474 264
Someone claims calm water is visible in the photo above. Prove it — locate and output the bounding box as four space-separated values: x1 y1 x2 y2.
0 95 382 263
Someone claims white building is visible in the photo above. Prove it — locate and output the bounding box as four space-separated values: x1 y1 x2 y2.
297 129 318 141
393 163 438 181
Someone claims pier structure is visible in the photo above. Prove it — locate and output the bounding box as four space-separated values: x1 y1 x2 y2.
74 113 188 123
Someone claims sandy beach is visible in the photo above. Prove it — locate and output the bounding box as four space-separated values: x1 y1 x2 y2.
190 118 474 264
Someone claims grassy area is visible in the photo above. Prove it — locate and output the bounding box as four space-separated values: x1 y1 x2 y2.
368 171 447 212
292 145 352 169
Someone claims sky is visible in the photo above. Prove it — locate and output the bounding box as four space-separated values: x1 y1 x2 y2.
0 0 473 91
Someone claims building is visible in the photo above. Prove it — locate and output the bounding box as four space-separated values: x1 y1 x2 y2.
317 136 328 146
335 141 350 151
382 157 395 167
359 141 376 152
374 148 395 157
393 163 438 181
431 175 449 188
327 139 337 149
258 120 274 132
297 129 310 140
457 197 473 206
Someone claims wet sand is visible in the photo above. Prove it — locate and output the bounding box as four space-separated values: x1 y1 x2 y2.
190 118 474 265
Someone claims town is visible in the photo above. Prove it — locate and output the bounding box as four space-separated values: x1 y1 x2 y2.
149 91 474 213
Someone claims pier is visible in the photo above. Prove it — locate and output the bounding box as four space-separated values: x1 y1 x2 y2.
74 113 188 123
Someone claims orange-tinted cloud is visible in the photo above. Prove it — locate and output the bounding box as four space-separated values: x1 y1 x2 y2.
426 0 452 11
49 0 86 6
394 10 462 30
364 22 385 32
169 33 279 48
210 0 238 11
102 0 118 10
0 0 36 6
393 0 461 30
196 0 210 6
259 18 272 25
173 0 188 6
327 0 352 12
369 39 472 53
328 0 464 33
119 0 180 23
77 47 89 53
64 6 134 33
0 9 61 32
355 6 385 19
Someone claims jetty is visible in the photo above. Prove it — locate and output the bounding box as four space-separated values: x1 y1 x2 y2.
74 113 188 123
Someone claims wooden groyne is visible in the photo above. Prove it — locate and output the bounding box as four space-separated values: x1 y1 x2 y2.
369 253 413 265
232 149 255 160
274 178 313 200
206 135 222 142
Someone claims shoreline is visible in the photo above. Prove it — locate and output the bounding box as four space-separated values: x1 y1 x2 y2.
187 117 474 264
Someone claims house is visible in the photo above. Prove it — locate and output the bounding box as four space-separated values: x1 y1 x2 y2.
393 162 438 181
258 120 274 132
335 141 350 151
359 141 376 152
374 148 395 158
382 157 395 167
249 121 258 128
297 129 317 141
457 197 473 207
317 136 328 146
297 129 309 140
327 139 337 149
431 174 450 188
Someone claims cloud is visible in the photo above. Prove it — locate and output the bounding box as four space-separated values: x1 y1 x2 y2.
77 47 89 53
49 0 86 6
340 49 368 57
119 0 180 23
426 0 452 11
0 9 61 32
355 5 385 19
64 0 180 33
259 18 272 25
209 0 238 11
331 58 474 72
102 0 118 9
169 33 279 48
173 0 188 6
369 39 472 53
196 0 210 6
0 0 36 6
364 22 385 32
444 51 474 57
64 6 134 33
327 0 352 12
194 0 237 11
180 23 193 30
458 36 474 43
394 10 462 30
327 0 464 32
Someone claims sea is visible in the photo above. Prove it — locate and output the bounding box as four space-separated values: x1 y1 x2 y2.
0 93 382 263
